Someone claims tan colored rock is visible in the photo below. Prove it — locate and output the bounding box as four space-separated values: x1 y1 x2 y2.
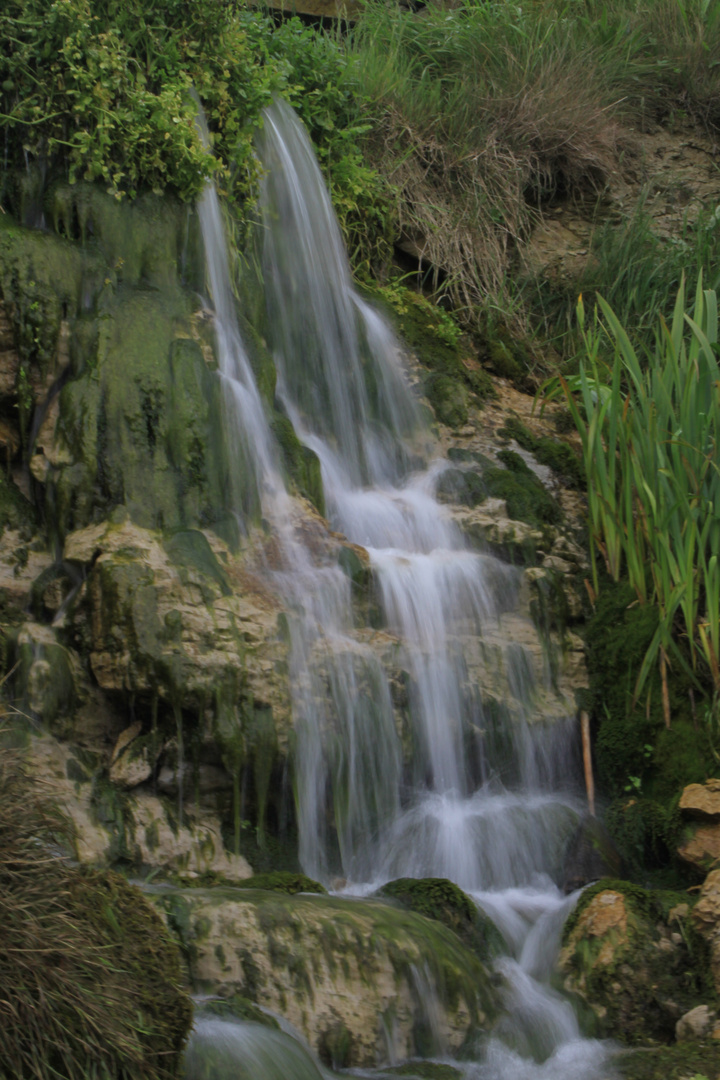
24 732 252 881
109 721 156 788
151 888 497 1067
680 779 720 817
692 870 720 995
677 824 720 871
560 891 629 978
129 793 251 881
676 1004 715 1041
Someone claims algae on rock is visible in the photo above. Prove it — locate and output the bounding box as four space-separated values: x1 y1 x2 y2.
153 886 500 1068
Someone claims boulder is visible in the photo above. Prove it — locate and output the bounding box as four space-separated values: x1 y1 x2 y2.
678 780 720 871
676 1004 715 1041
559 881 714 1044
152 887 500 1067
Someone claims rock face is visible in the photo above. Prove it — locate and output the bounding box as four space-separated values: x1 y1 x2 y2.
678 781 720 871
152 886 499 1067
25 732 253 881
559 881 715 1044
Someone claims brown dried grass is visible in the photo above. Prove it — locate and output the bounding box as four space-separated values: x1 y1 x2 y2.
0 741 192 1080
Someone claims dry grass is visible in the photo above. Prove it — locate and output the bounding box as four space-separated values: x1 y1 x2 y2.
0 740 192 1080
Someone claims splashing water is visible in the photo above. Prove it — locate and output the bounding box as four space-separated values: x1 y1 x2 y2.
193 97 616 1080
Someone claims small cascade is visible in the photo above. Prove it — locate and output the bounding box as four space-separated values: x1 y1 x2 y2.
185 1017 330 1080
194 98 615 1080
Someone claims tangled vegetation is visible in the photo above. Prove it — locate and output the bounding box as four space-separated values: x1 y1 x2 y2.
348 0 720 364
0 744 193 1080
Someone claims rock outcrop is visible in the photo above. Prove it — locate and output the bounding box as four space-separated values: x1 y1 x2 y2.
152 886 499 1067
678 781 720 872
559 881 716 1044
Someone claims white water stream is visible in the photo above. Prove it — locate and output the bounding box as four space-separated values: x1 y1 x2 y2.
188 99 616 1080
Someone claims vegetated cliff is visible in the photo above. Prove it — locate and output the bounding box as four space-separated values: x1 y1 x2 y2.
2 3 720 1075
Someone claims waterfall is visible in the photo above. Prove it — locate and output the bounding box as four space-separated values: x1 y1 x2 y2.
194 98 615 1080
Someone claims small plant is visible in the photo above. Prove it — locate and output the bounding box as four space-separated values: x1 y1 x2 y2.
545 274 720 727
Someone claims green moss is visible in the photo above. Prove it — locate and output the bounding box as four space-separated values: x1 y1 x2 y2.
385 1063 463 1079
271 413 325 517
561 878 715 1045
365 284 495 405
198 994 280 1029
585 580 714 814
0 473 37 536
236 872 327 895
616 1041 720 1080
318 1021 354 1070
483 451 561 527
378 878 506 961
0 199 253 542
424 373 468 429
435 467 488 508
499 415 584 488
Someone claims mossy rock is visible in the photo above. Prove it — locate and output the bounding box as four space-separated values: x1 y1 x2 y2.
616 1040 720 1080
197 994 280 1028
483 450 561 526
0 199 257 542
164 529 231 596
499 415 584 488
364 285 495 402
424 373 468 429
378 877 506 961
0 472 37 536
236 871 327 895
271 413 325 517
435 467 487 508
560 878 715 1045
384 1062 463 1079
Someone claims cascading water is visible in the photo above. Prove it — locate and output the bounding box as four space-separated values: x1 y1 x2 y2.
191 98 617 1079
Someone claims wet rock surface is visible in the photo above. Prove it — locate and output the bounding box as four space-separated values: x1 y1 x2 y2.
151 886 499 1068
559 880 717 1045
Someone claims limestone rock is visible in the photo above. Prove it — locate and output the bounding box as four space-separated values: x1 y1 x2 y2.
678 825 720 872
559 882 709 1044
676 1004 715 1041
692 870 720 995
680 780 720 817
64 519 292 746
152 888 499 1067
678 783 720 869
109 721 157 788
23 732 252 881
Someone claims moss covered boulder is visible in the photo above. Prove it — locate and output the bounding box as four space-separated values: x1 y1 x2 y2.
377 877 506 960
152 886 500 1068
559 880 716 1044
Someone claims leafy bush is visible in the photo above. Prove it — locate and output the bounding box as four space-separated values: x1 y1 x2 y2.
0 0 280 203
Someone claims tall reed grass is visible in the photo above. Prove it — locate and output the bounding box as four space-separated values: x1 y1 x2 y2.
545 275 720 727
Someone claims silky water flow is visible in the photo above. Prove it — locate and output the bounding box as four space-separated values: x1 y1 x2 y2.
186 100 616 1080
